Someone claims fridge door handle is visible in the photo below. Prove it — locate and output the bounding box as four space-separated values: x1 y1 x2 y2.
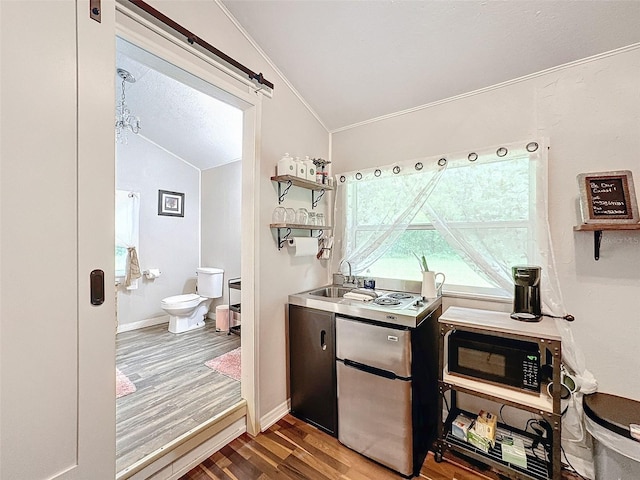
320 329 327 351
343 358 400 380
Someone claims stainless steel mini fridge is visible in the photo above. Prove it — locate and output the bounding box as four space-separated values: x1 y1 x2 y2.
336 315 419 477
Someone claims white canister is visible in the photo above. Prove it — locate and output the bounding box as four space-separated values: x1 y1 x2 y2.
277 153 295 176
294 157 306 178
304 156 316 181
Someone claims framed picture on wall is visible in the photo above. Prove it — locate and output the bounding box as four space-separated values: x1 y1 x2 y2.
158 190 185 217
577 170 638 224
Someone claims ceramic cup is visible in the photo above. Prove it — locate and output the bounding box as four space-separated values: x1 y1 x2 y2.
421 271 445 299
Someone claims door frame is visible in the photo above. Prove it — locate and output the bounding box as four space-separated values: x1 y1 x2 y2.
115 3 261 436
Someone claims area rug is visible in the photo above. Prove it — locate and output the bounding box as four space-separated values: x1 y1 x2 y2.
205 347 241 381
116 368 136 398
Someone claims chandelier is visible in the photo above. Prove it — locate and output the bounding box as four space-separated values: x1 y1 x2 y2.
115 68 141 143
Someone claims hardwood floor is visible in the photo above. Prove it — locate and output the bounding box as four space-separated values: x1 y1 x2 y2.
116 320 241 474
178 415 487 480
179 415 586 480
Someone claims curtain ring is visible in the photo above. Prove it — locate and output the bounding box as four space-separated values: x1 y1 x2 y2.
339 175 346 183
468 153 478 162
526 142 539 152
496 147 508 157
415 162 423 171
355 172 362 180
393 166 401 174
438 158 447 166
374 169 381 177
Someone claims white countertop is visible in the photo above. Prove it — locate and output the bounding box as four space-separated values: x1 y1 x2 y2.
439 306 562 341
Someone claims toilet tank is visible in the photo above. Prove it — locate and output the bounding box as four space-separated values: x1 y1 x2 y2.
196 267 224 298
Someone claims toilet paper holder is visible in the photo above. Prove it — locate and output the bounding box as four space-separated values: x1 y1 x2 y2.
143 269 162 279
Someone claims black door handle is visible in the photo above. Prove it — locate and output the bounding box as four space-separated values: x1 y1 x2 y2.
320 329 327 351
90 269 105 305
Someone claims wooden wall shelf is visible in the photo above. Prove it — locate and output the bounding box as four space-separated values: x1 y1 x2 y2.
573 223 640 260
271 175 333 208
270 224 332 250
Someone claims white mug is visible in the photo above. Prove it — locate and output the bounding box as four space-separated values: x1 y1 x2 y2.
421 271 445 299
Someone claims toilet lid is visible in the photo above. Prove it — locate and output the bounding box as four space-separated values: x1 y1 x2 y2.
162 293 201 305
584 392 640 440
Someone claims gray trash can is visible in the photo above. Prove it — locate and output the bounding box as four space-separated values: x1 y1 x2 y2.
583 393 640 480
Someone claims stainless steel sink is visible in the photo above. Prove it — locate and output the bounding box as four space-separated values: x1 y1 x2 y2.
307 286 353 298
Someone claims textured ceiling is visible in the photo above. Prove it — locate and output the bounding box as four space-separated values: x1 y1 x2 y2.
116 39 243 171
222 0 640 132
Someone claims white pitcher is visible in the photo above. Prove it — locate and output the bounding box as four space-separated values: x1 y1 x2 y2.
421 271 445 299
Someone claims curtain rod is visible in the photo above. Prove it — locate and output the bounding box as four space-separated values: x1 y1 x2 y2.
125 0 274 90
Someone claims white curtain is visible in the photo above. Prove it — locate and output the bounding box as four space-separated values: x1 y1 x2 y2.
115 190 141 290
335 139 596 464
334 159 447 274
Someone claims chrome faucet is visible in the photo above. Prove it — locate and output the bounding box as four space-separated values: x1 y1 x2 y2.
339 260 355 286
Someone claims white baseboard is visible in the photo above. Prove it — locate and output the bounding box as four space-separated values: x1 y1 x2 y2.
260 399 291 432
117 315 169 333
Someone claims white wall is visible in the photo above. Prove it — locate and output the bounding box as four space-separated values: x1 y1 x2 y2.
201 161 242 312
332 47 640 401
116 133 200 327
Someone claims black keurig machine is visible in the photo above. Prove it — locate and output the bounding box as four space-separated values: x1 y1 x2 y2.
511 266 542 322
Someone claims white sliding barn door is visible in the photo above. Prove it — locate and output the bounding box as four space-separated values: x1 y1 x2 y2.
0 1 116 479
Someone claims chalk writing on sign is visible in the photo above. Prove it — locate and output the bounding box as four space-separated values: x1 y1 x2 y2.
578 170 638 224
588 177 629 217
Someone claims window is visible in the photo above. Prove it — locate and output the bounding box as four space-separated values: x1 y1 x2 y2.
338 141 544 297
115 190 140 278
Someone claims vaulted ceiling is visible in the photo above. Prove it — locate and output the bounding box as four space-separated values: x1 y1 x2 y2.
116 1 640 169
116 38 243 171
222 0 640 132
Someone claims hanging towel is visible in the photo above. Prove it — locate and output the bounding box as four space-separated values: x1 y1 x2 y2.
125 246 142 289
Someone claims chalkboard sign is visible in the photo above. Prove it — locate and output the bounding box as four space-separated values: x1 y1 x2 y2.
577 170 638 224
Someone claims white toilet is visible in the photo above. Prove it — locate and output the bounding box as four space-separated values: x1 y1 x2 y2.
161 267 224 334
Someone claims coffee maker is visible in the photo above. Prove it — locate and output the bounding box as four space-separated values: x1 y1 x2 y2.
510 266 542 322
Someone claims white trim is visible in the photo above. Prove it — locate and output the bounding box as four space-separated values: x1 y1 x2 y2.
125 417 246 480
260 399 291 432
215 0 329 133
116 0 270 99
166 418 246 480
331 42 640 134
116 9 256 107
117 314 169 333
240 99 262 436
442 290 511 304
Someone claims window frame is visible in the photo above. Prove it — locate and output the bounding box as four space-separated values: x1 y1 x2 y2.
341 145 542 299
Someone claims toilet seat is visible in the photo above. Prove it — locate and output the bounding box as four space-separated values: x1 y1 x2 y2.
161 293 202 309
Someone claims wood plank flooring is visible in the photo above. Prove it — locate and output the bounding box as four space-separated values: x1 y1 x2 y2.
116 321 241 474
179 415 585 480
178 415 487 480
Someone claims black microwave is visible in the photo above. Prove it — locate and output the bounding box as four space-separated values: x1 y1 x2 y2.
448 330 541 394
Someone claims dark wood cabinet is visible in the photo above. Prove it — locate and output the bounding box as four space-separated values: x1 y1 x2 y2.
288 305 337 436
